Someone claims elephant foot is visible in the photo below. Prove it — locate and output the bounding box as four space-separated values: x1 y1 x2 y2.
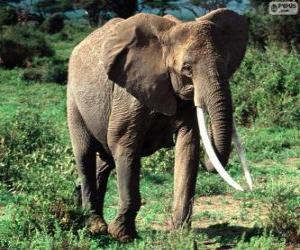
86 215 108 235
108 215 137 242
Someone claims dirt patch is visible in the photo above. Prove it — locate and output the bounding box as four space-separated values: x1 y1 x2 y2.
151 194 268 232
285 158 300 169
258 157 300 170
192 194 267 229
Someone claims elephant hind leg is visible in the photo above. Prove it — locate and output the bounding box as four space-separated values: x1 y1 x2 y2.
68 98 97 212
89 154 115 235
96 154 114 216
68 96 107 234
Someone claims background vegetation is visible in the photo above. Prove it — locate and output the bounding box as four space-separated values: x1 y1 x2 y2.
0 0 299 249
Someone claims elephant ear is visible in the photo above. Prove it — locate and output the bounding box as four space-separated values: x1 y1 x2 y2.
197 8 248 78
102 14 177 116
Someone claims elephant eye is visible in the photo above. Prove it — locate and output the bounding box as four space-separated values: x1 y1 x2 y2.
181 63 193 77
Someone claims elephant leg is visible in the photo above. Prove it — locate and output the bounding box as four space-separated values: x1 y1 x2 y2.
171 123 200 229
68 98 103 233
76 149 97 213
108 150 141 241
68 102 97 213
106 91 147 241
89 154 114 234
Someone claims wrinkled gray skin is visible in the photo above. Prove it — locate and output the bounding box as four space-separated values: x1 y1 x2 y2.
67 9 248 241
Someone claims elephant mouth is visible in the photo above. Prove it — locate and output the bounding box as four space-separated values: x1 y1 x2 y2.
196 107 253 191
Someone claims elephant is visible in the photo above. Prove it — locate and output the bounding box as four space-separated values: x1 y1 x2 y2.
67 8 253 241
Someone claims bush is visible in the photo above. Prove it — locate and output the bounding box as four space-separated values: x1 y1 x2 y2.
44 59 67 84
58 22 93 41
236 233 285 250
240 127 300 161
231 45 300 128
41 13 64 34
245 8 268 50
21 57 67 84
22 67 44 82
143 148 174 174
0 6 18 26
0 110 60 187
266 184 300 243
196 172 227 196
246 7 300 51
0 25 54 68
0 110 85 249
1 111 58 155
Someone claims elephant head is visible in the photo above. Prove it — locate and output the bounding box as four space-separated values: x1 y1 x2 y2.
101 9 252 190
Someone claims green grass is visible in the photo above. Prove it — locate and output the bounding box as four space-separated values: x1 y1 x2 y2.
0 35 299 249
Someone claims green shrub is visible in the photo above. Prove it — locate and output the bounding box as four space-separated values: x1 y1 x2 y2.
0 110 60 187
239 127 300 161
41 13 64 34
44 59 67 84
246 7 300 51
266 184 300 243
54 22 93 42
0 6 18 26
232 45 300 128
0 25 54 68
21 57 67 84
143 148 174 174
0 110 90 249
1 111 58 154
245 8 268 50
236 233 285 250
196 172 227 196
22 67 44 82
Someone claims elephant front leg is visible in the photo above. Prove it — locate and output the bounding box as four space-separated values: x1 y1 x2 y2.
108 150 141 241
172 125 200 229
107 95 147 241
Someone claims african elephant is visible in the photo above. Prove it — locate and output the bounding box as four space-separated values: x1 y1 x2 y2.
67 8 252 241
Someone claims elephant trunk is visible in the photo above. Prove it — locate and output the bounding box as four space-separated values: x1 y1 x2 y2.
194 65 233 167
193 65 244 191
204 82 233 170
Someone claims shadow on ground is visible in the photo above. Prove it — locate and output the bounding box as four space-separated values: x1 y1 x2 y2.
194 223 263 249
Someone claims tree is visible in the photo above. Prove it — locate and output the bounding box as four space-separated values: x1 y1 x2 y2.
33 0 74 18
169 0 243 18
246 0 300 52
0 0 45 25
1 0 73 26
0 6 18 26
74 0 104 26
41 13 65 34
0 0 21 7
249 0 271 9
189 0 230 12
74 0 138 26
107 0 137 18
140 0 179 16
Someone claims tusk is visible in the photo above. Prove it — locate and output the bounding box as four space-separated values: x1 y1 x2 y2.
196 108 244 191
232 120 253 191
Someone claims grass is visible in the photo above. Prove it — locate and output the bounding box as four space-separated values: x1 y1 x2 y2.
0 32 299 249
